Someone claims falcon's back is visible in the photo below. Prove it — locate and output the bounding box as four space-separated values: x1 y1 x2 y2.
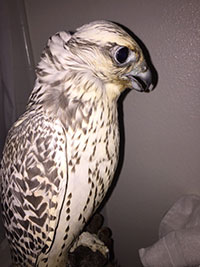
1 110 69 266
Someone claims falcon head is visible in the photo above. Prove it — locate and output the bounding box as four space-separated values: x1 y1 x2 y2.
36 20 153 104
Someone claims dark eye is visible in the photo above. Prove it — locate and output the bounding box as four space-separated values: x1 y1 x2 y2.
115 46 129 64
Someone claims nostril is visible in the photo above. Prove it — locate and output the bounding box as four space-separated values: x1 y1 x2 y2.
142 65 147 72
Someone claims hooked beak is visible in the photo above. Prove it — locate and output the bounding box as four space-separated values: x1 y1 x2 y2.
126 66 154 92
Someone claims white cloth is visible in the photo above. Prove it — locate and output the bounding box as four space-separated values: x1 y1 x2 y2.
139 195 200 267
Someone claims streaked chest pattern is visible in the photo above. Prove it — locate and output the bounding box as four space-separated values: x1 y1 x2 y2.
66 98 120 215
45 98 120 266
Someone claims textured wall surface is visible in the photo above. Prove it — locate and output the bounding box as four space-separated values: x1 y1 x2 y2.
24 1 200 266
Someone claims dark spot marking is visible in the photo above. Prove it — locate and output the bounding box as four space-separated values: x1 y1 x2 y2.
36 226 41 233
60 171 64 179
16 178 27 191
18 219 29 230
82 217 86 224
73 151 78 159
29 213 47 227
100 121 104 128
50 215 56 220
66 208 70 213
92 146 96 156
94 187 97 199
64 233 68 240
54 178 60 188
42 232 46 239
26 178 40 190
71 166 75 173
26 166 41 179
76 157 80 164
15 206 26 218
26 195 43 209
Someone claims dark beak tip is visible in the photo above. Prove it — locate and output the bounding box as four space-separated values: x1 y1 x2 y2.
145 82 155 93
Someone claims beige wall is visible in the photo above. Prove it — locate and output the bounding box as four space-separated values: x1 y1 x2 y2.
25 1 200 266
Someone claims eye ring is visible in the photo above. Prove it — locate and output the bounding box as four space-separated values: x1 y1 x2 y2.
114 46 130 64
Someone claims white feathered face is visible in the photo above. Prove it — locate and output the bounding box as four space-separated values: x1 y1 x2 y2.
69 21 153 94
36 20 153 104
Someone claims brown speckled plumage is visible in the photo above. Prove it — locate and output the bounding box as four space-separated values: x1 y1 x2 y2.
0 20 153 266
